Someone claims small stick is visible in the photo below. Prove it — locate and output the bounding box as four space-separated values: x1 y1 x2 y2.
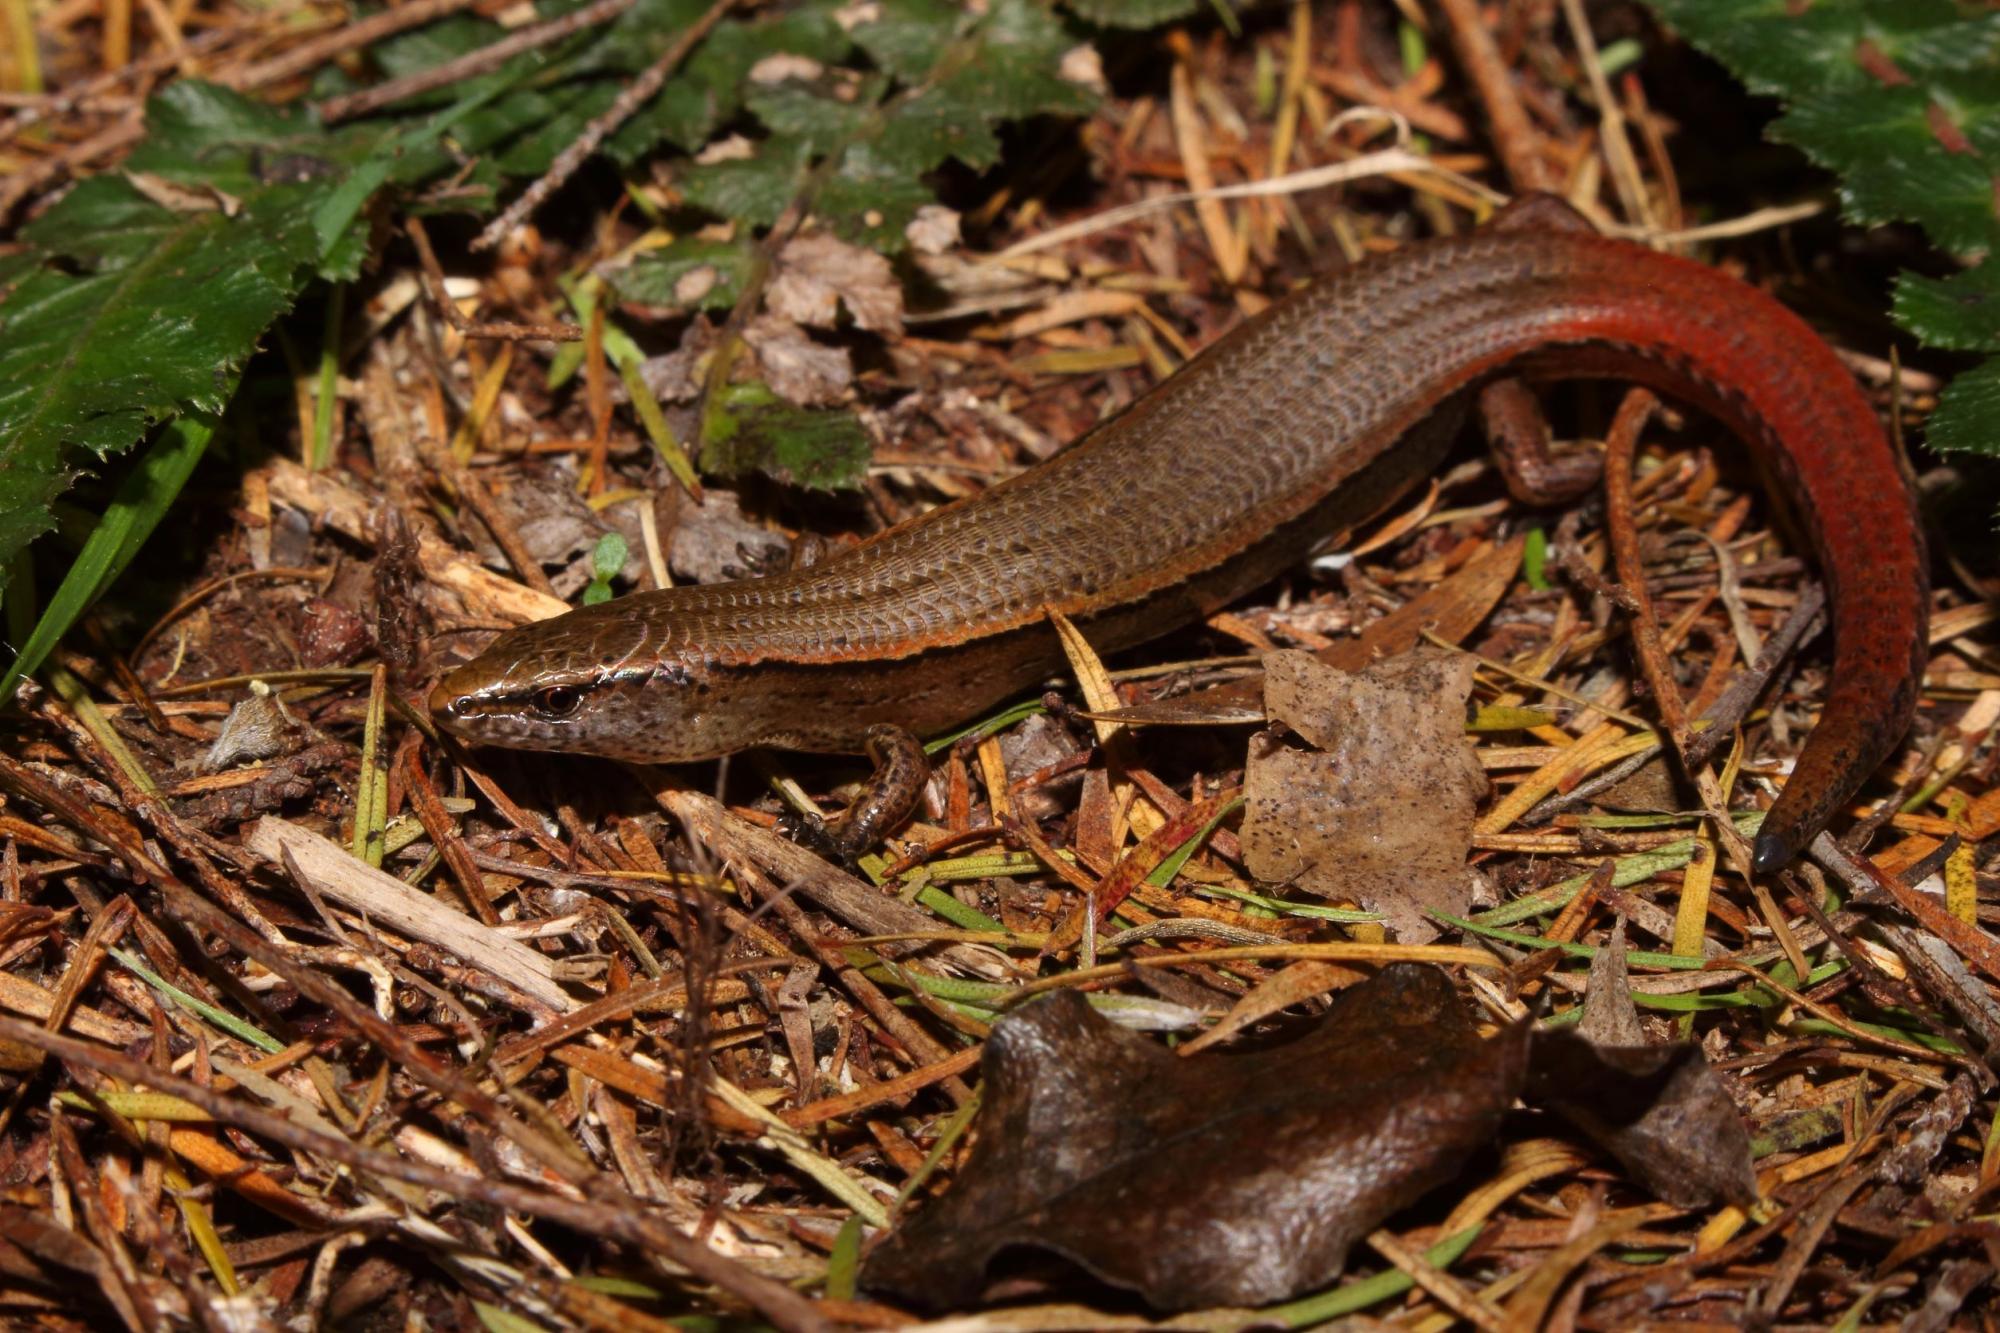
316 0 635 123
474 0 741 252
407 216 582 343
226 0 487 92
1434 0 1552 192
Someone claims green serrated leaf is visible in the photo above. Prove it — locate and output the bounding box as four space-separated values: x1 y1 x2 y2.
720 1 854 65
853 0 970 79
1642 0 2000 492
819 167 938 251
0 414 217 702
702 382 870 490
1895 263 2000 351
0 252 37 294
869 87 1003 173
612 5 861 164
679 140 813 229
1648 0 2000 97
1924 355 2000 457
745 76 885 154
1775 81 2000 257
610 236 757 309
1062 0 1201 29
0 209 309 567
940 0 1097 120
1646 0 2000 259
0 77 430 574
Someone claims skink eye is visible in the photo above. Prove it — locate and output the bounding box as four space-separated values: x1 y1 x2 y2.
533 686 584 720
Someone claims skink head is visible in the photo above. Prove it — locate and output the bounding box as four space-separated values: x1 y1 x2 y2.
427 599 732 762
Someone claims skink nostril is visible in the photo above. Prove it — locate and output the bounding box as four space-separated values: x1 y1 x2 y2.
427 681 462 720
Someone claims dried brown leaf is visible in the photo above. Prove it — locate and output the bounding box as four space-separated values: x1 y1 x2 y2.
1241 648 1485 942
1526 921 1757 1208
864 965 1528 1309
744 315 855 406
771 232 904 335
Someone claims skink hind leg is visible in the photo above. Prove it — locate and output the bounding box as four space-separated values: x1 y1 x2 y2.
1481 191 1604 504
1479 378 1603 504
780 724 929 862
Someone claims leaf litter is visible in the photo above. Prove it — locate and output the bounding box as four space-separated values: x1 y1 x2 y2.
1 0 1997 1329
1242 647 1486 943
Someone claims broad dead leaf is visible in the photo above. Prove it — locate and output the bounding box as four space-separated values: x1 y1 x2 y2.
1526 920 1758 1208
743 315 855 406
864 965 1528 1309
1241 648 1485 943
770 232 904 335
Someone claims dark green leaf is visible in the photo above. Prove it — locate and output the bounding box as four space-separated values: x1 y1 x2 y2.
1063 0 1202 29
1924 355 2000 457
0 79 433 570
1641 0 2000 486
609 235 757 310
745 77 885 154
868 88 1003 174
613 39 743 156
0 202 312 567
819 167 939 251
852 0 969 79
1774 82 2000 256
1647 0 2000 97
679 140 813 229
1895 263 2000 351
939 0 1097 120
702 382 870 490
0 252 37 292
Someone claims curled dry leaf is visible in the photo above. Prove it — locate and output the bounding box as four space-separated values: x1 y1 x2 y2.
201 683 302 771
1526 920 1758 1208
771 232 904 335
1593 750 1688 815
864 965 1529 1310
743 315 855 406
297 598 372 668
476 469 610 594
1241 648 1485 943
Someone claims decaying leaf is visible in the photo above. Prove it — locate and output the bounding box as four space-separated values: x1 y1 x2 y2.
667 489 791 585
1593 750 1689 815
864 965 1528 1310
770 232 904 334
201 682 302 771
700 381 871 492
1240 648 1485 943
743 315 855 406
1527 920 1758 1208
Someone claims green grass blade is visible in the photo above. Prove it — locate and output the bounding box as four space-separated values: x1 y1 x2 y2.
0 412 215 704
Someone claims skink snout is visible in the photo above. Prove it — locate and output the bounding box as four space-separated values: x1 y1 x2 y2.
428 675 476 729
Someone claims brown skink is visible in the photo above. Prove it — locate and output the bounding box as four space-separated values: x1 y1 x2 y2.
430 198 1927 871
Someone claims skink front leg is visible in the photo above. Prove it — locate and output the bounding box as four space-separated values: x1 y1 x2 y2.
829 724 929 858
780 724 929 862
